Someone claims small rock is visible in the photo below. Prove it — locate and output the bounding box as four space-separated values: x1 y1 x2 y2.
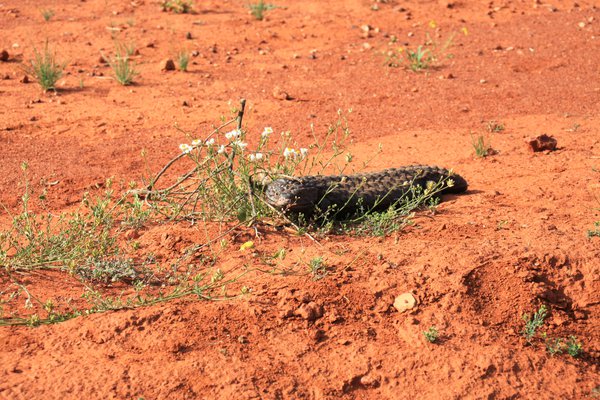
294 302 324 321
312 329 326 342
185 32 192 39
272 85 291 100
98 55 108 64
0 50 9 62
360 374 380 388
160 58 176 71
393 292 417 312
527 134 557 152
20 75 30 84
124 230 140 240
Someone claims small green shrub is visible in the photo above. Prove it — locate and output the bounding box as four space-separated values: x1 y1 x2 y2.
385 31 455 72
161 0 193 13
471 133 493 158
106 43 138 85
40 9 55 21
587 221 600 238
423 326 439 343
248 0 276 20
545 337 564 356
176 50 189 71
22 41 65 91
521 305 547 343
308 256 328 280
566 336 583 358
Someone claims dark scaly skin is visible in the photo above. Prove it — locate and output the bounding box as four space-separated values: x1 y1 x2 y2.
265 165 468 216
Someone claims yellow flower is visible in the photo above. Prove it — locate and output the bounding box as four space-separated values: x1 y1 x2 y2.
461 27 469 36
239 241 254 251
429 20 437 29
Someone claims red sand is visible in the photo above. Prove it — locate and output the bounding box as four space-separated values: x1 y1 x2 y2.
1 0 599 398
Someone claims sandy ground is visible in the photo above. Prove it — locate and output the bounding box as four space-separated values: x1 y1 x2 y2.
0 0 599 398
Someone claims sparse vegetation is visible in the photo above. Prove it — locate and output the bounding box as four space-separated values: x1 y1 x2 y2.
308 256 328 280
587 221 600 238
22 41 65 92
544 334 583 358
106 42 138 85
521 305 547 343
423 326 439 343
545 337 564 356
565 335 583 358
486 120 505 133
248 0 276 20
40 8 55 21
385 30 456 72
176 50 190 71
471 133 494 158
161 0 193 13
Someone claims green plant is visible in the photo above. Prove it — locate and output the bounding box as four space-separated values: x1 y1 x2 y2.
566 335 583 358
521 305 547 343
406 46 432 72
486 120 505 133
76 257 137 283
308 256 328 280
349 179 449 236
471 133 493 158
0 167 121 272
22 41 65 91
161 0 193 13
121 193 152 229
176 50 189 71
545 337 564 356
385 31 455 72
40 8 55 21
587 221 600 238
423 326 439 343
248 0 276 20
106 42 138 85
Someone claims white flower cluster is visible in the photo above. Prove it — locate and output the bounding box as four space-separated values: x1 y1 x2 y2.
248 153 263 162
283 147 309 160
225 129 241 140
179 127 308 163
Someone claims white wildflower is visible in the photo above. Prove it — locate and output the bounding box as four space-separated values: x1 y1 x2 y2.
261 127 273 138
248 153 264 162
225 129 241 140
283 147 298 159
300 148 309 158
217 145 226 154
205 138 215 146
191 139 203 146
179 143 192 154
233 140 248 150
